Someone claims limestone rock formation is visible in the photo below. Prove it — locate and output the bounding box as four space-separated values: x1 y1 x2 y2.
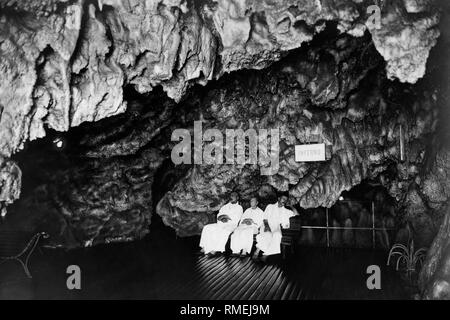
0 1 447 300
0 157 21 217
419 149 450 299
0 0 82 155
0 0 441 215
12 146 164 248
156 31 439 236
367 0 440 83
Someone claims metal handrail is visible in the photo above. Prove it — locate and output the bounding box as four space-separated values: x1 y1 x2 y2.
298 226 395 231
298 201 394 249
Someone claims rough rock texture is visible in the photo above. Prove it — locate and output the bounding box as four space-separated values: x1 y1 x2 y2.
415 0 450 299
0 156 21 216
0 2 448 299
7 90 183 247
157 32 439 236
368 0 440 83
420 212 450 299
0 0 441 214
419 149 450 299
0 0 82 155
17 148 163 247
298 185 396 249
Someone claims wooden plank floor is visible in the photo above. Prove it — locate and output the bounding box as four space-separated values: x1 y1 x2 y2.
0 232 411 300
164 255 304 300
157 247 411 300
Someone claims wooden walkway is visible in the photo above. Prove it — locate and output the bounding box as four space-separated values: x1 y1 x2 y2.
162 255 306 300
0 233 411 300
155 248 410 300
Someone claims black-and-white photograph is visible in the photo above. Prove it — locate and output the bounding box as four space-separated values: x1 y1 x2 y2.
0 0 449 307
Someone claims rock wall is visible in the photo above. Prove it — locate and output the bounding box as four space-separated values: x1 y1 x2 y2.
418 0 450 297
0 0 448 287
7 89 187 247
0 156 21 217
419 149 450 299
17 148 163 247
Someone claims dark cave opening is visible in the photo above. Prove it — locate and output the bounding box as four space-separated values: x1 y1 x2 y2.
0 0 449 301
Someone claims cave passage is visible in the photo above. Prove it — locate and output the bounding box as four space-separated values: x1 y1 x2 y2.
296 182 400 250
1 0 449 300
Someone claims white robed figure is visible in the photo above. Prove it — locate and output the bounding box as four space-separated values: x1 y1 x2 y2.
230 197 263 256
199 192 243 255
254 195 297 258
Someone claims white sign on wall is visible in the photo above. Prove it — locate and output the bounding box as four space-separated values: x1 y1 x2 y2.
295 143 326 162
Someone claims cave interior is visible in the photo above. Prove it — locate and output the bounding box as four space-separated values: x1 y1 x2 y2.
0 0 449 300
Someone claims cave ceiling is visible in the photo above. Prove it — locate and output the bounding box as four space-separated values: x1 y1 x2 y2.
0 0 448 261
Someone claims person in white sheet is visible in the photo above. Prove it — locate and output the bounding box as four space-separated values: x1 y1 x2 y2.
254 194 298 259
199 192 243 256
230 196 264 257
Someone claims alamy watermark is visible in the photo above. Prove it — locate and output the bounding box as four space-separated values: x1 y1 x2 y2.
171 121 280 175
366 265 381 290
66 265 81 290
366 4 381 30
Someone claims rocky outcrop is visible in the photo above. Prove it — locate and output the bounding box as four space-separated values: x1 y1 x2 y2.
420 211 450 299
0 0 83 155
419 149 450 299
7 89 182 247
11 145 164 248
156 32 439 236
0 0 442 215
415 1 450 299
8 21 441 246
0 0 446 259
368 0 440 83
0 157 21 217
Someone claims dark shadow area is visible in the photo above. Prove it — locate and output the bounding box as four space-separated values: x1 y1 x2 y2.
296 181 399 249
0 235 410 300
0 18 436 300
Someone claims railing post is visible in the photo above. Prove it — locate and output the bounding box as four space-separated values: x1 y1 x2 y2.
326 207 330 248
372 201 375 250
